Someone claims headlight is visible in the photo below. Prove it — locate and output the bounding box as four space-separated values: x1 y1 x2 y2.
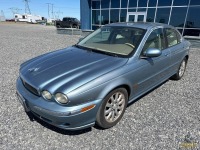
42 90 52 100
55 93 69 104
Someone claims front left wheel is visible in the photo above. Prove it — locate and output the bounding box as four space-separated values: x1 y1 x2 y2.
96 88 128 129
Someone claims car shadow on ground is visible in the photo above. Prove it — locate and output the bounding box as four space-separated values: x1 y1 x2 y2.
26 112 92 135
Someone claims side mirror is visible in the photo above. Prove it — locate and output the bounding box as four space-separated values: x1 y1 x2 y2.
143 48 162 57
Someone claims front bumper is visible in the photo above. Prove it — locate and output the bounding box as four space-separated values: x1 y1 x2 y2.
16 77 102 130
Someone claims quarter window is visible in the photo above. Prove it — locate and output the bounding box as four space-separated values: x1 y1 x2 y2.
165 28 179 47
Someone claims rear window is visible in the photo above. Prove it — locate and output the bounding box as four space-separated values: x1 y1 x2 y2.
165 28 181 47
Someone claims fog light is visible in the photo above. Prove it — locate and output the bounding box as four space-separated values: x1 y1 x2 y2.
55 93 69 104
42 90 52 100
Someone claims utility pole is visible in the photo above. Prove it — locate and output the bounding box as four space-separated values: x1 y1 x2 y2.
23 0 31 14
51 4 54 19
46 3 51 18
55 10 63 20
0 10 6 21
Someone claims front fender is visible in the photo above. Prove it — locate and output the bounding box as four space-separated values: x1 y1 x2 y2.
67 70 132 107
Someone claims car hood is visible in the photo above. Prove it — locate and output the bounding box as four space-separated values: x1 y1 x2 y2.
20 46 128 93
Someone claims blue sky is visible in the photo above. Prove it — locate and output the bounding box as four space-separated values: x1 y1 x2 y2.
0 0 80 19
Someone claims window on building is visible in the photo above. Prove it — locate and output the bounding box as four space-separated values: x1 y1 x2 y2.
165 28 179 47
92 10 100 25
142 28 165 54
186 7 200 28
92 0 100 9
101 0 110 9
190 0 200 5
111 0 120 8
147 8 155 22
137 8 147 12
148 0 157 7
129 0 137 7
170 7 187 27
110 9 120 23
128 9 137 12
101 10 109 25
121 0 128 8
158 0 172 6
120 9 127 22
138 0 148 7
156 8 170 24
173 0 189 6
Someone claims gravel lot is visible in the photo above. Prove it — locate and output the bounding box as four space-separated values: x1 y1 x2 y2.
0 23 199 150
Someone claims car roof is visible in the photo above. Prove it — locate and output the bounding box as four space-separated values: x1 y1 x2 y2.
107 22 174 30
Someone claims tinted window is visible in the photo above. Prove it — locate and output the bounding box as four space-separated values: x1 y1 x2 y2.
186 7 200 28
129 0 137 7
110 9 120 23
147 8 155 22
92 1 100 9
156 8 170 24
121 0 128 8
137 8 147 12
92 10 100 25
173 0 189 6
101 0 110 9
170 7 187 27
101 10 109 25
111 0 120 8
120 9 127 22
148 0 157 7
165 28 179 47
138 0 148 7
190 0 200 5
158 0 172 6
142 28 165 53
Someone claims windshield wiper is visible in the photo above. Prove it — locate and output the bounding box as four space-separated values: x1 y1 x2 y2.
74 44 118 57
74 44 93 52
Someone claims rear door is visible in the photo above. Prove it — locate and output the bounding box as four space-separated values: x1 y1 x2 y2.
164 28 185 73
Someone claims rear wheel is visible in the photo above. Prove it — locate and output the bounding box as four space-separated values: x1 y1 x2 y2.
96 88 128 129
171 58 187 80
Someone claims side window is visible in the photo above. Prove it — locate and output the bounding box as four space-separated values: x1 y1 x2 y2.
142 28 165 53
176 30 182 44
165 28 179 47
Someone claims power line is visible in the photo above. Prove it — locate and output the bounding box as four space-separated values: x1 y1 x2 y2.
9 7 22 17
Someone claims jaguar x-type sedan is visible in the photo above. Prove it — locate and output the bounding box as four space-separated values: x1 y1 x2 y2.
16 22 190 130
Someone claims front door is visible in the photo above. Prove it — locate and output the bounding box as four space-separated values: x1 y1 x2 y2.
127 12 147 22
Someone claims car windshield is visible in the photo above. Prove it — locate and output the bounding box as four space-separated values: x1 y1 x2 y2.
78 26 145 56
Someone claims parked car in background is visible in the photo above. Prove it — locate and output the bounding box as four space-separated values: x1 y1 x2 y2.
55 17 80 28
16 22 190 131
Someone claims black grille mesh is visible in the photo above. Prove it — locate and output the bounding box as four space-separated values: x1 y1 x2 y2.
21 78 39 96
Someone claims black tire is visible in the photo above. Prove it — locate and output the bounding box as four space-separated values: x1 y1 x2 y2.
171 58 187 80
73 24 77 28
96 88 128 129
56 25 61 28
